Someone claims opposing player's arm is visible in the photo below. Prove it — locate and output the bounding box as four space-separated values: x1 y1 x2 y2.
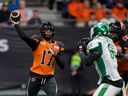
121 54 128 61
54 41 65 69
14 24 39 51
116 40 128 61
80 51 100 66
78 41 101 66
117 52 128 61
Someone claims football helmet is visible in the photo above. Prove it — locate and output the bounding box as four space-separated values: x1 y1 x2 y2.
109 20 125 35
90 22 111 39
109 20 126 42
40 21 55 40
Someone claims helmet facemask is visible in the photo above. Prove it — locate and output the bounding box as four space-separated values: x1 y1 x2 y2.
109 20 126 42
40 22 55 40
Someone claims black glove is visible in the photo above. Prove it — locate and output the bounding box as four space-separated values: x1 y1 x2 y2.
77 38 90 52
81 38 90 45
77 41 84 51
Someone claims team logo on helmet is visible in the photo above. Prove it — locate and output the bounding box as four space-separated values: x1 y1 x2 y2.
90 22 111 39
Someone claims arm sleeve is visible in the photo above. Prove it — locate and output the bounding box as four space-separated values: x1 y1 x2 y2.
54 51 65 69
58 41 65 52
80 51 100 66
80 40 101 66
54 42 65 69
14 24 39 51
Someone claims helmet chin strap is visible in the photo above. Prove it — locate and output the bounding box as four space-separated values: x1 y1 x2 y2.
44 35 53 41
40 32 54 41
44 37 51 41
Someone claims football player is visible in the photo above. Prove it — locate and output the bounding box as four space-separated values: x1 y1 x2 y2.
109 20 128 95
10 18 65 96
78 22 123 96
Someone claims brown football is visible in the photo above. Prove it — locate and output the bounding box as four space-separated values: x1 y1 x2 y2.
10 10 21 22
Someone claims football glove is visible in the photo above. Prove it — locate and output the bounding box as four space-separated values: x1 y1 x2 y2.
77 37 90 51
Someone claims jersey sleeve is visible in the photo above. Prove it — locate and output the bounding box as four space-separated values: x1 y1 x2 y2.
57 41 65 52
87 40 102 55
54 41 65 69
14 24 39 51
31 34 42 41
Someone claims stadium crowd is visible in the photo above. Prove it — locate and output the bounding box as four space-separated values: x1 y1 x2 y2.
62 0 128 27
0 0 42 27
0 0 128 27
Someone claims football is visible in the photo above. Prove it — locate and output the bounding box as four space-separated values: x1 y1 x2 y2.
10 10 21 22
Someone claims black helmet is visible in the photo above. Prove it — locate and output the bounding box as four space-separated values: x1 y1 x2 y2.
109 20 125 35
109 20 126 42
40 21 55 40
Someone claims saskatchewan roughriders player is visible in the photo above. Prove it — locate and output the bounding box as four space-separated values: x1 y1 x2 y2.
78 22 123 96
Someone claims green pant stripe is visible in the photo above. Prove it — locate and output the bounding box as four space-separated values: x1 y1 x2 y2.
98 84 109 96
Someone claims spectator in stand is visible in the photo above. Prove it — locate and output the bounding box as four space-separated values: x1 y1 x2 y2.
28 9 42 26
97 0 106 5
19 0 32 26
82 0 92 24
61 0 70 19
93 2 105 21
101 9 115 24
90 0 98 8
112 1 127 21
88 12 98 27
67 0 84 24
123 0 128 9
56 0 64 11
0 2 10 27
48 0 55 10
8 0 19 11
106 0 116 9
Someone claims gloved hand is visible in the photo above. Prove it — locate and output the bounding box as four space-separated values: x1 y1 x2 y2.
77 37 90 52
77 40 84 51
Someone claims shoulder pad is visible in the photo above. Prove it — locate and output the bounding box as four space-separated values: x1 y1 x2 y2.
31 34 42 41
57 41 65 52
31 34 42 39
57 41 65 48
87 40 100 51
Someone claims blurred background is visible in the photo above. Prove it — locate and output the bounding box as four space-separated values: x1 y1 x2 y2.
0 0 128 96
